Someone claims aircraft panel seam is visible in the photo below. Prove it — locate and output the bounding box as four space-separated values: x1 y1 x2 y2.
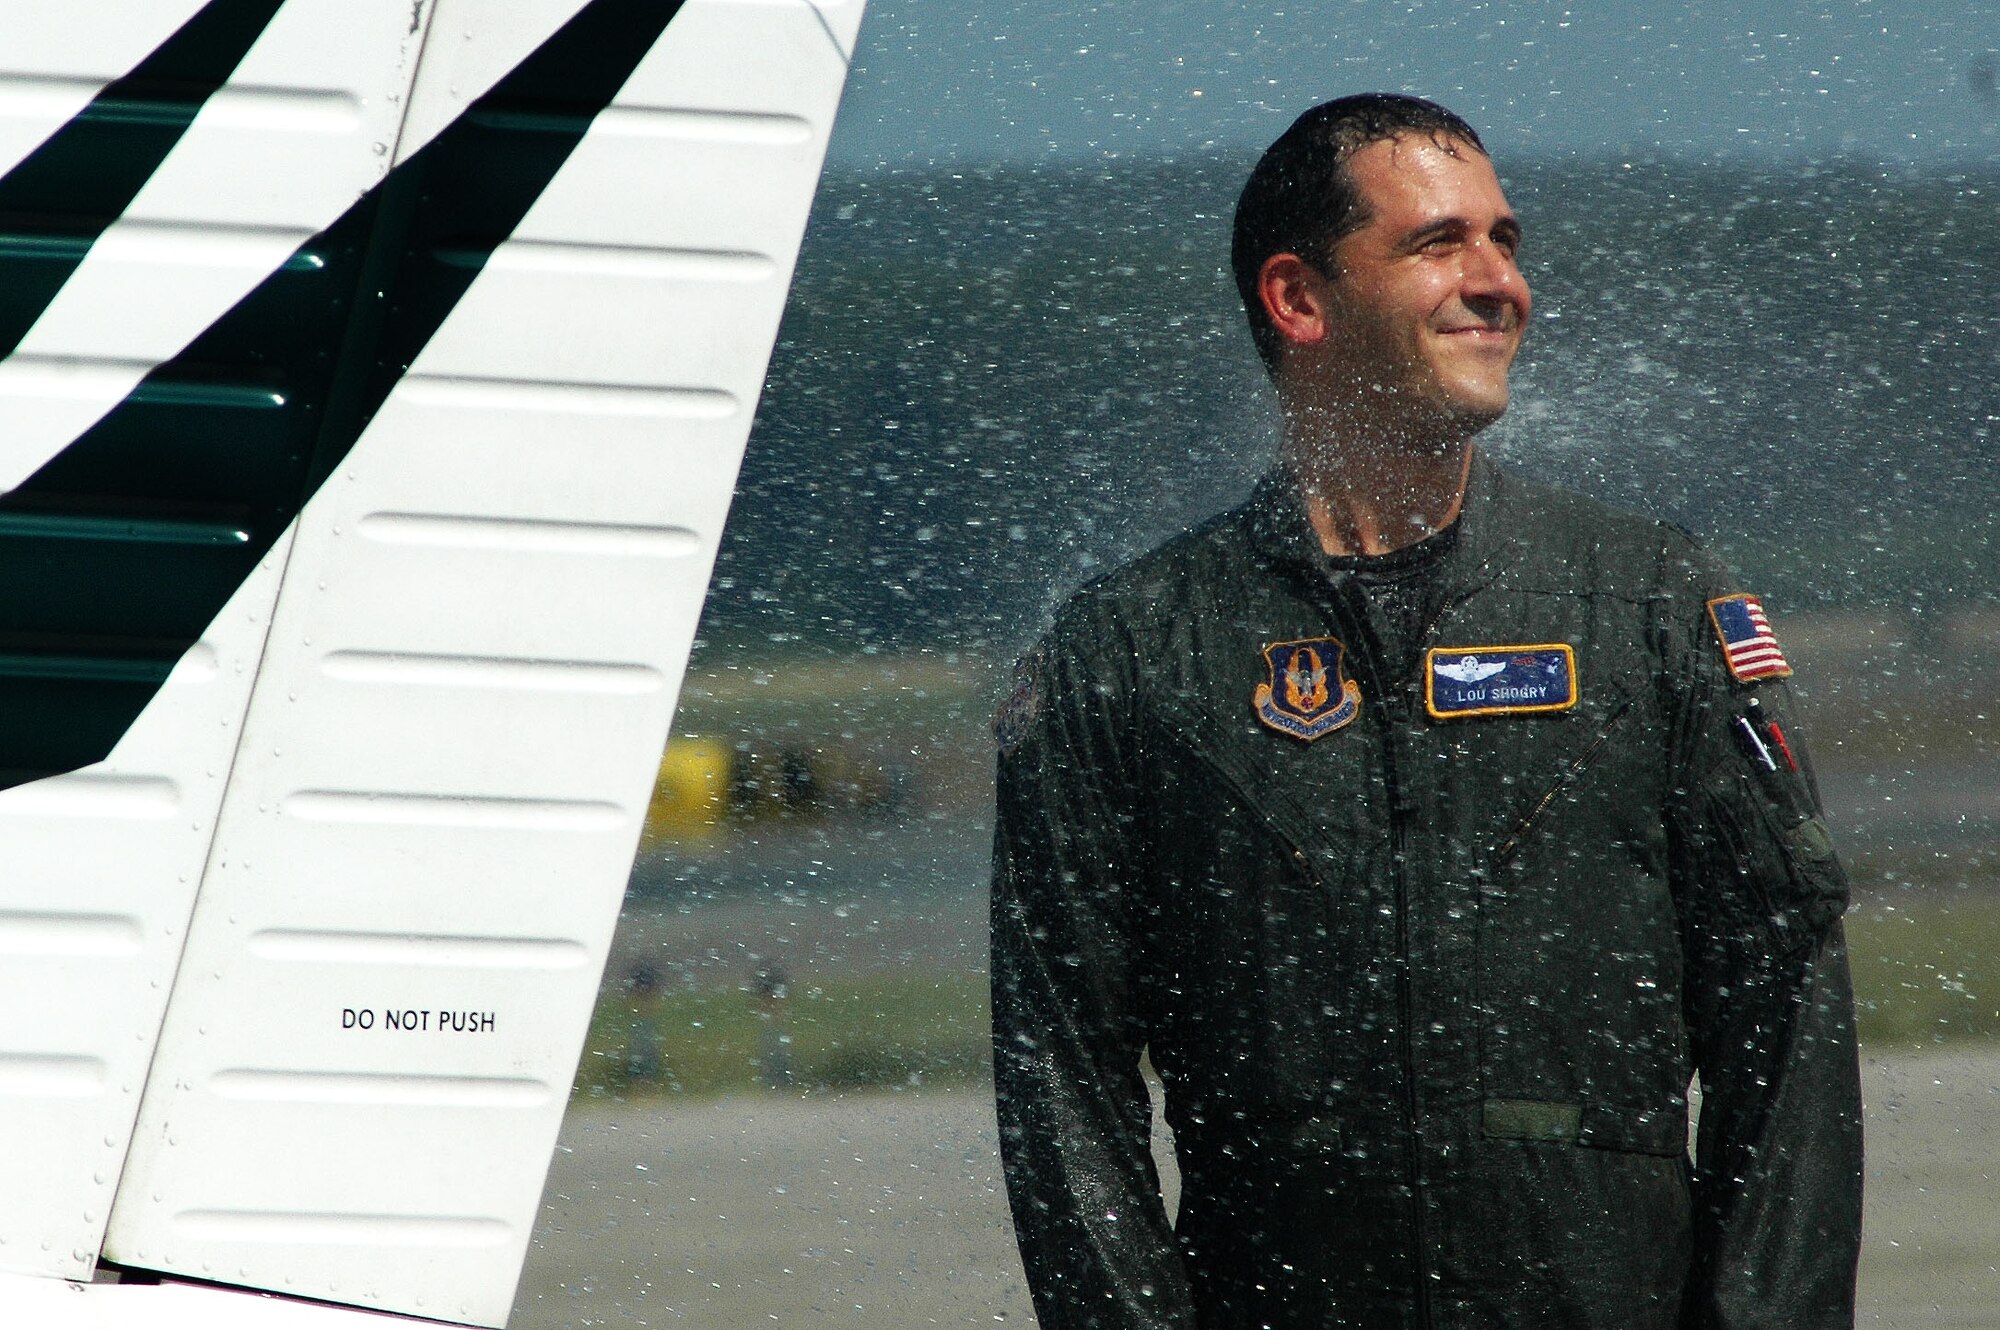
99 0 451 1277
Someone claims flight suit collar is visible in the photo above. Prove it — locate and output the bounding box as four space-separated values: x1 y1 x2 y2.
1244 446 1522 598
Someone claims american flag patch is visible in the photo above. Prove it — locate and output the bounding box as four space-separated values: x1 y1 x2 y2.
1706 594 1792 682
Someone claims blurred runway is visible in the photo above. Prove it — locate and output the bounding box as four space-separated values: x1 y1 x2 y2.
512 1046 2000 1328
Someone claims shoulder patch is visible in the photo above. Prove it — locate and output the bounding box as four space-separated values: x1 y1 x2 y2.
994 650 1044 756
1424 644 1577 719
1706 593 1793 683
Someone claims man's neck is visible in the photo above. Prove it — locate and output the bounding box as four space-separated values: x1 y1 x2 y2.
1281 425 1475 558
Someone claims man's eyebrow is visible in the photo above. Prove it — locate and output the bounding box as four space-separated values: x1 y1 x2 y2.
1403 217 1465 247
1404 214 1522 247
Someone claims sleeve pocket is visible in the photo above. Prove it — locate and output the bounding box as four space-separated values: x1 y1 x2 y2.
1779 813 1849 937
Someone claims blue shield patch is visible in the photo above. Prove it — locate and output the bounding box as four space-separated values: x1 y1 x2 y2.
1253 637 1362 741
1425 644 1577 719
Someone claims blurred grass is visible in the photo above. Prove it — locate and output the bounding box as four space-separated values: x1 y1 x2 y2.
576 971 991 1099
570 886 2000 1102
601 643 2000 1097
1847 874 2000 1050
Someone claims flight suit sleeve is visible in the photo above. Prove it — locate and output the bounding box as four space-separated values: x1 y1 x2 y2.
1662 551 1863 1330
989 602 1197 1330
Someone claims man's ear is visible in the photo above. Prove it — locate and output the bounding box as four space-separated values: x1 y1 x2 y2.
1257 252 1331 348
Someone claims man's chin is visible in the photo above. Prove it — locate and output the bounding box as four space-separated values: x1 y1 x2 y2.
1442 383 1511 434
1457 401 1509 434
1412 394 1506 442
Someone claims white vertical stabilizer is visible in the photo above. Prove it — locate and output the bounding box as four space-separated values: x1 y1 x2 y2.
0 0 863 1324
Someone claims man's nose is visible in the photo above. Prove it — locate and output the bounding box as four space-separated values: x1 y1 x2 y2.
1463 241 1531 319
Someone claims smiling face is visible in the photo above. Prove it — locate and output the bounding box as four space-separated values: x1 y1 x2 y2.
1270 133 1532 442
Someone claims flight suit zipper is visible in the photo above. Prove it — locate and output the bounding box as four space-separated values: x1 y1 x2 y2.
1330 576 1436 1330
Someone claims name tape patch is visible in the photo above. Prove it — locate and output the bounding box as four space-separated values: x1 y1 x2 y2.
1425 644 1578 719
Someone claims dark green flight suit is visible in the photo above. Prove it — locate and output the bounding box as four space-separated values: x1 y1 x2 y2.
991 451 1861 1330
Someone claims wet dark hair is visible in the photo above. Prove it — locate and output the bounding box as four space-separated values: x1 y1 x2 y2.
1231 94 1488 372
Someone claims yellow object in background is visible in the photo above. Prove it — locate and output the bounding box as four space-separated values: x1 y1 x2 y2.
644 736 731 846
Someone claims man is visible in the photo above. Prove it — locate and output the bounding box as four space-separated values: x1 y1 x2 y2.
990 95 1861 1330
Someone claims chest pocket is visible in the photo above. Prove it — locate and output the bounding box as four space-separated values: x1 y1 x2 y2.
1420 671 1654 881
1489 691 1641 869
1141 690 1394 1110
1146 688 1382 874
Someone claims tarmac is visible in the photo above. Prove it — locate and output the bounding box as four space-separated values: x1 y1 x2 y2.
513 1044 2000 1328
